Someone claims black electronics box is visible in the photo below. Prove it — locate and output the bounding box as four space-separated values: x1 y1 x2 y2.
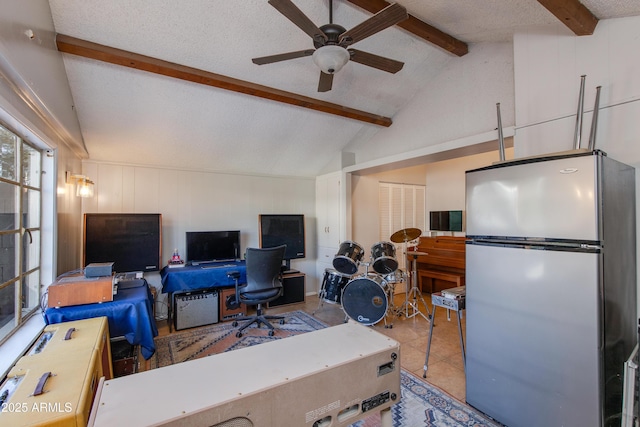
174 288 219 330
85 262 114 278
269 273 305 307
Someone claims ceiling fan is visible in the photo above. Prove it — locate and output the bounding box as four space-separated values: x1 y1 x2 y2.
252 0 409 92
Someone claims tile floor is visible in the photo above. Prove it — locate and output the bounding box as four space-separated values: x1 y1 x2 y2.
154 288 466 401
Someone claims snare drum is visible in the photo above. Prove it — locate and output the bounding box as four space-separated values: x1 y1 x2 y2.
371 241 398 275
321 268 350 304
342 274 389 326
333 240 364 275
384 268 405 284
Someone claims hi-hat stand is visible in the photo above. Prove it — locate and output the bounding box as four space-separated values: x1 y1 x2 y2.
398 251 431 321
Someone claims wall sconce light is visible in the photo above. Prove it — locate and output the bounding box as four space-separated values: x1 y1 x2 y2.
66 171 95 198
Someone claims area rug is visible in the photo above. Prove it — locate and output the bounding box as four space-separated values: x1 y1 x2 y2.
152 310 501 427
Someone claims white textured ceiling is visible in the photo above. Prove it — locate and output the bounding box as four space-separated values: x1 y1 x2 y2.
47 0 640 177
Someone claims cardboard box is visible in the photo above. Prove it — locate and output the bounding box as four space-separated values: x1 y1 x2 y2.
48 275 114 308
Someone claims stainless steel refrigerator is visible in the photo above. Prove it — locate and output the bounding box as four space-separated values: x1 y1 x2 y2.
465 150 637 427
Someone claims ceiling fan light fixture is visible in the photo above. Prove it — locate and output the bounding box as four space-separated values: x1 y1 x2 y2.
312 45 349 74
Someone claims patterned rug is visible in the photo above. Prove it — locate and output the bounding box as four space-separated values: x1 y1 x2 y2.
152 311 501 426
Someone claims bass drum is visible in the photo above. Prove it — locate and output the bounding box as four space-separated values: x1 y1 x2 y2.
321 268 350 304
333 240 364 275
370 241 398 275
342 275 388 326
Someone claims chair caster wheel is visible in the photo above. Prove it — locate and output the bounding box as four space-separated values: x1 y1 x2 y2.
279 319 285 325
268 330 274 336
236 331 243 338
232 321 238 327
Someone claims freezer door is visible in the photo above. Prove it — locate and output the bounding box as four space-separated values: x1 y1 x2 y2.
466 155 598 240
465 244 601 427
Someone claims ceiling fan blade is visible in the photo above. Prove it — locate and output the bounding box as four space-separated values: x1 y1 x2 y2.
268 0 327 43
339 3 408 46
252 49 315 65
348 49 404 73
318 71 334 92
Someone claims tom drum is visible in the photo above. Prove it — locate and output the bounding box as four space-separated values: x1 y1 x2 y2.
371 241 398 275
333 241 364 275
321 268 350 304
342 275 389 326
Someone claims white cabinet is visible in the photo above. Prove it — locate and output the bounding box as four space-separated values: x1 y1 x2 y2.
316 172 342 293
316 172 341 249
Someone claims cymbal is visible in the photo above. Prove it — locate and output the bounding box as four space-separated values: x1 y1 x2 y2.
390 227 422 243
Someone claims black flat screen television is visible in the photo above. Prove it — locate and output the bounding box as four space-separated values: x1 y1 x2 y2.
186 230 241 264
259 214 305 269
429 210 463 232
83 213 162 273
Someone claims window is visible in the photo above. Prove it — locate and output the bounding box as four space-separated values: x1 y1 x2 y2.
0 124 42 342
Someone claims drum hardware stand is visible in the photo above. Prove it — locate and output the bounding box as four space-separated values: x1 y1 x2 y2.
397 251 431 322
313 275 329 315
361 260 371 275
382 281 397 328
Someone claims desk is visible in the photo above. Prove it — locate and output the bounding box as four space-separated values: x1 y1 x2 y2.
423 290 466 378
160 261 247 294
45 280 158 360
160 261 247 331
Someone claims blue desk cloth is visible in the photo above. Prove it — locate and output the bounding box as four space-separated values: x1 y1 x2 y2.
160 261 247 294
44 282 158 360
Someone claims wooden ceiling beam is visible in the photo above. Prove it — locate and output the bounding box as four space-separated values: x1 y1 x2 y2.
345 0 468 57
55 34 393 127
536 0 599 36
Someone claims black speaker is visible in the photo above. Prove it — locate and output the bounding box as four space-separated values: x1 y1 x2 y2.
83 213 162 273
269 274 305 307
174 289 219 330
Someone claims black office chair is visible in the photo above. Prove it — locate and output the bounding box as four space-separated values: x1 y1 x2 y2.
230 245 287 338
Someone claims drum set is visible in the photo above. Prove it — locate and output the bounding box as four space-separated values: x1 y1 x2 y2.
315 228 431 328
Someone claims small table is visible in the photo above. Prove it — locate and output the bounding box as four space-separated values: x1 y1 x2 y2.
423 290 466 378
44 280 158 360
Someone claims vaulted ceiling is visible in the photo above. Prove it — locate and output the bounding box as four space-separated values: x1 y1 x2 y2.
48 0 640 177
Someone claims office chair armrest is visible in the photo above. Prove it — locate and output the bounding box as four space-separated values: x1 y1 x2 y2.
226 270 242 310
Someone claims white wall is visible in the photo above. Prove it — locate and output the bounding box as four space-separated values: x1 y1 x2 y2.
0 0 85 276
351 164 428 253
0 0 85 375
513 16 640 312
344 42 515 166
0 0 85 157
81 161 317 318
425 148 515 214
350 148 516 250
514 17 640 159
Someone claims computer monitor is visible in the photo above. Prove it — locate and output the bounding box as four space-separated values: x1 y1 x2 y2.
186 230 241 264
